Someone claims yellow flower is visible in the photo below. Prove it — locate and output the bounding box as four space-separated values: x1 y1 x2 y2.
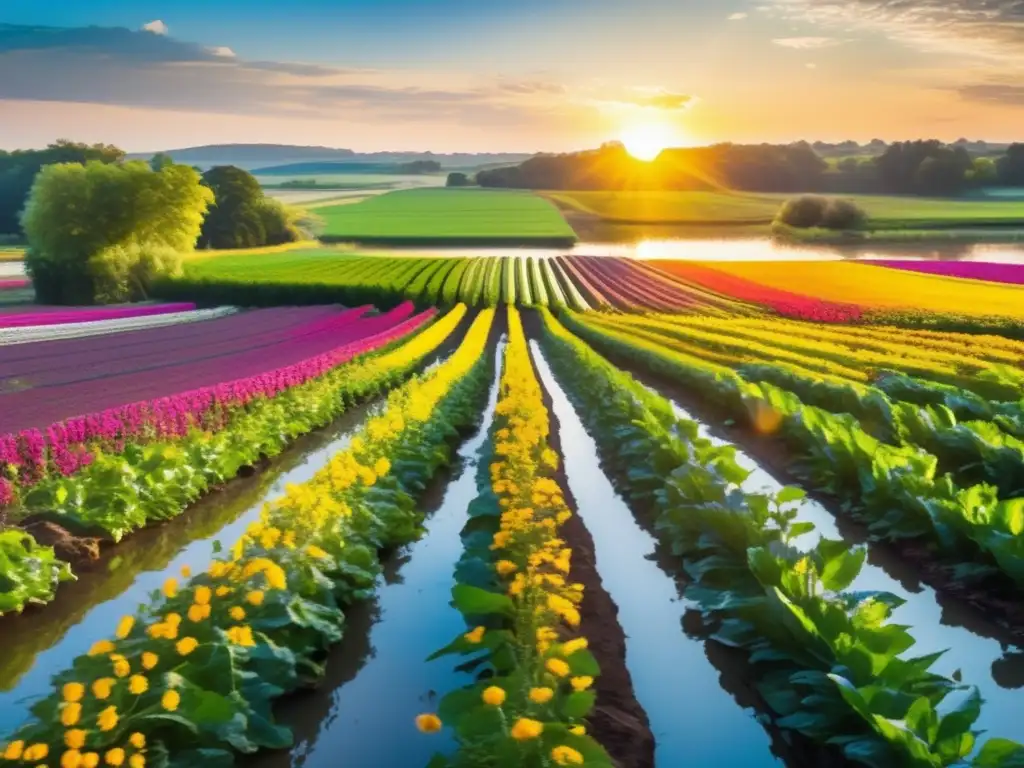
229 606 246 621
481 686 506 706
61 702 82 727
188 603 212 623
510 718 544 741
82 753 100 768
128 754 145 768
3 740 24 760
226 625 256 647
165 612 181 626
414 713 442 733
97 706 119 732
570 676 593 692
463 626 485 644
545 658 570 678
64 730 87 749
561 638 588 656
111 656 131 679
180 565 191 578
88 640 115 657
128 734 145 750
537 627 558 642
141 652 159 671
374 457 391 476
62 748 84 768
176 637 199 656
529 687 554 704
23 743 49 761
128 675 149 695
495 560 518 576
63 682 86 703
91 678 115 700
305 545 329 560
162 578 178 598
551 746 585 765
569 725 586 736
161 690 181 712
115 616 135 640
104 747 125 766
215 586 231 598
246 590 265 606
194 586 212 606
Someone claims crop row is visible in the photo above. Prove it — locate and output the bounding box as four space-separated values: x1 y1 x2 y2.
0 304 456 615
563 312 1024 625
427 307 609 767
0 309 496 767
159 254 595 311
538 308 1023 767
0 303 197 329
0 307 238 347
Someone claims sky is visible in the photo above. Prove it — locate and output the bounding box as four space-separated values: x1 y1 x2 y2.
2 0 1024 153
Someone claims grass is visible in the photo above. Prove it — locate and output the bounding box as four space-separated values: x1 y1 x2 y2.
315 188 578 245
549 190 1024 231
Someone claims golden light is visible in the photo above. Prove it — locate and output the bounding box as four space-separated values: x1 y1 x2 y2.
620 121 677 162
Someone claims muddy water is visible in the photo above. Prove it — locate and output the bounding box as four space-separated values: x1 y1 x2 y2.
0 401 376 734
656 391 1023 747
249 341 505 768
529 342 782 768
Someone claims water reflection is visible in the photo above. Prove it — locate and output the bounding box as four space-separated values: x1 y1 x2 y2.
345 238 1024 263
249 341 505 768
530 341 782 768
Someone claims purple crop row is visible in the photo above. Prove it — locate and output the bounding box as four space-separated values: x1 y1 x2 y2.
1 306 366 392
873 260 1024 286
0 302 196 328
0 278 29 291
0 302 435 503
569 256 706 312
0 304 419 433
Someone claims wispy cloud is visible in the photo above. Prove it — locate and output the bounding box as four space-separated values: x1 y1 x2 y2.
142 20 168 36
767 1 1024 64
728 12 749 20
958 83 1024 106
771 36 842 49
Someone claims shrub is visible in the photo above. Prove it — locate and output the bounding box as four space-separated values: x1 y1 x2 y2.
775 195 866 230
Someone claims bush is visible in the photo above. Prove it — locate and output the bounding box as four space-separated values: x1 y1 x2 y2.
256 198 303 245
446 172 471 187
775 195 866 230
199 166 304 249
89 242 183 303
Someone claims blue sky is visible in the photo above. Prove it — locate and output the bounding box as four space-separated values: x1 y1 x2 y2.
2 1 1023 152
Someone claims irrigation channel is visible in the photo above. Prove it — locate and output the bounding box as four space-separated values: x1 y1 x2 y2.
248 337 506 768
553 338 1023 755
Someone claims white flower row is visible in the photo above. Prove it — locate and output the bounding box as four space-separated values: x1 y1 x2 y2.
0 306 239 346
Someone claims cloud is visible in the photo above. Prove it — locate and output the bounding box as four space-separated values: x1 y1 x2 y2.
142 20 168 36
771 36 842 49
0 23 575 129
728 12 748 20
958 83 1024 106
806 62 818 69
767 1 1024 63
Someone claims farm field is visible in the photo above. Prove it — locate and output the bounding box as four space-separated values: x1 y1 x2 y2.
550 190 1024 235
5 254 1024 767
316 188 579 245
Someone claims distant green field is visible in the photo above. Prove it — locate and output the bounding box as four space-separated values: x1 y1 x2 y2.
254 172 443 188
550 190 1024 230
316 188 578 244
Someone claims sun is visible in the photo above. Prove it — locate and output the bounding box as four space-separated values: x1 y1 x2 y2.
620 122 676 162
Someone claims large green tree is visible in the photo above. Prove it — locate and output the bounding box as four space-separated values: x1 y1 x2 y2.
22 160 213 304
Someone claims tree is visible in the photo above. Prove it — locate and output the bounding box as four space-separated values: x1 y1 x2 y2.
996 144 1024 186
0 140 125 236
22 160 213 304
198 165 302 249
149 152 174 172
446 172 471 187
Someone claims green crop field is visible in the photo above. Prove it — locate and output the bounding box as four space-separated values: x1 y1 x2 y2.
550 189 1024 229
315 188 578 244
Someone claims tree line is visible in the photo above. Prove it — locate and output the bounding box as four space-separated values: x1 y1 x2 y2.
7 141 311 305
471 140 1024 196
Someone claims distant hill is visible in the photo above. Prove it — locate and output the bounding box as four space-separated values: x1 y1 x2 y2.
127 144 533 171
253 160 442 176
